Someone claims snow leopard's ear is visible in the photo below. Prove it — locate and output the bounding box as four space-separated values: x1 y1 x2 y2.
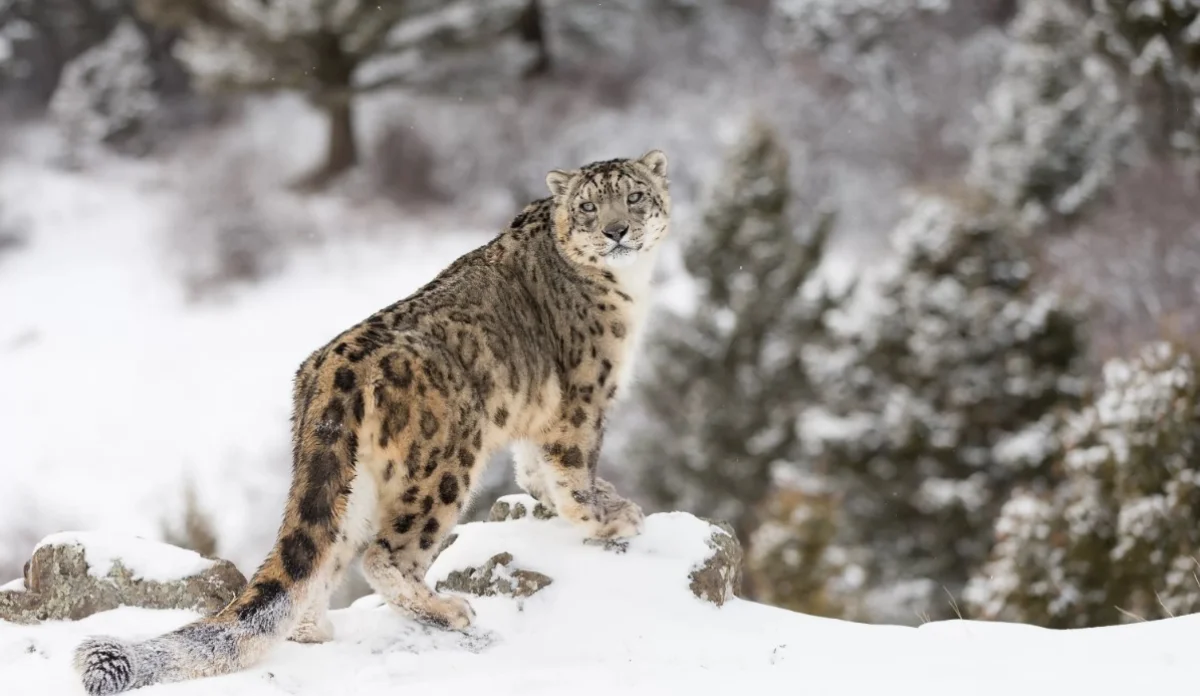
638 149 668 179
546 169 576 198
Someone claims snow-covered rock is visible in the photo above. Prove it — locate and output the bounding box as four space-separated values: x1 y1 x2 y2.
442 495 742 606
0 533 246 625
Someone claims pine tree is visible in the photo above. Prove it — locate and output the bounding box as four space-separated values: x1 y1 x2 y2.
965 342 1200 627
625 118 840 545
968 0 1138 226
809 189 1087 622
134 0 541 188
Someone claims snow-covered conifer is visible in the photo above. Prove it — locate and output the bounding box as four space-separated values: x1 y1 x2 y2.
968 0 1137 225
966 342 1200 627
626 117 840 543
1082 0 1200 163
810 189 1087 622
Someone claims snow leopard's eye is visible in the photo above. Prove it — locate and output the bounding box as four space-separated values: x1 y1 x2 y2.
626 191 644 205
580 202 597 213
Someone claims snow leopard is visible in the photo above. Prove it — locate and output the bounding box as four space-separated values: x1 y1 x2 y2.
73 149 671 694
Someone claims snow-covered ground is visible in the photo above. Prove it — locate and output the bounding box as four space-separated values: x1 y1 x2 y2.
0 507 1193 695
0 119 493 578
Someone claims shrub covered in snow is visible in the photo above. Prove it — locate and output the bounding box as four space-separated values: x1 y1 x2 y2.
766 0 956 116
1079 0 1200 164
541 0 699 70
968 0 1138 226
766 0 1004 185
625 117 841 542
0 0 124 108
48 19 159 165
809 189 1087 622
165 144 318 301
1038 156 1200 365
966 342 1200 627
768 0 950 64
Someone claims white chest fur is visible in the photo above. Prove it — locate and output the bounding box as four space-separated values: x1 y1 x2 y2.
608 251 658 399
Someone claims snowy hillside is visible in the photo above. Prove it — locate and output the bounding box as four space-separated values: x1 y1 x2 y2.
0 503 1193 695
0 120 495 580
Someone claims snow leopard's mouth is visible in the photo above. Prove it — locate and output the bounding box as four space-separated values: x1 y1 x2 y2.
602 243 641 259
602 244 642 267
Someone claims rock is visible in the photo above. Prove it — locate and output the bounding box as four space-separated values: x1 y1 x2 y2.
582 537 630 554
488 494 557 522
0 532 247 625
435 506 742 609
688 519 743 607
435 552 553 598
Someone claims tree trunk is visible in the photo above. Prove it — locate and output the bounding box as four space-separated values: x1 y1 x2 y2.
324 99 358 177
292 33 359 191
518 0 551 79
293 99 358 192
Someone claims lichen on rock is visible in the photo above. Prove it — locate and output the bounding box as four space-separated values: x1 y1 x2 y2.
689 518 743 607
435 552 553 598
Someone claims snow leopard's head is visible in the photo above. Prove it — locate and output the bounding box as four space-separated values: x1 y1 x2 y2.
547 150 670 270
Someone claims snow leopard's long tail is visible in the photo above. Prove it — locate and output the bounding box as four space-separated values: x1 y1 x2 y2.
71 560 315 696
72 518 346 695
72 371 360 695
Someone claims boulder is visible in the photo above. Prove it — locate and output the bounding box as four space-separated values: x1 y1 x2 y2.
0 532 246 625
435 552 553 598
432 499 744 609
688 519 743 607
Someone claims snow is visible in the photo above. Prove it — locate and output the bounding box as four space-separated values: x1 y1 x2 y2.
993 421 1056 468
1 509 1197 694
33 532 216 583
0 121 491 579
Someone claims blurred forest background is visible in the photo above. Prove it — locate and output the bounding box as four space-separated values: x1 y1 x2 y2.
1 0 1199 629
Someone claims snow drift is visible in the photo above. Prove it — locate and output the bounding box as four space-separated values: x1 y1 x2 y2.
0 496 1195 695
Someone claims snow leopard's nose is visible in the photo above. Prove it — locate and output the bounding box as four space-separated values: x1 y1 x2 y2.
603 222 629 242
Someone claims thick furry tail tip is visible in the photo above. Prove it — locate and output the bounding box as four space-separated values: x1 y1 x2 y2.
73 636 138 696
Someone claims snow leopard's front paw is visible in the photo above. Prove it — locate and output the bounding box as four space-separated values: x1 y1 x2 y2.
593 494 645 540
553 480 644 540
